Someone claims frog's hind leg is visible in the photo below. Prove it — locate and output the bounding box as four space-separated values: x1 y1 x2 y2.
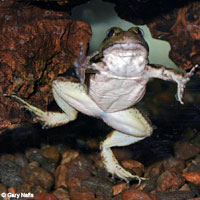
5 94 77 129
100 107 153 183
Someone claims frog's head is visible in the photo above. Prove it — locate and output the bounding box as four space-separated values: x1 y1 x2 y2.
91 27 149 76
100 27 149 52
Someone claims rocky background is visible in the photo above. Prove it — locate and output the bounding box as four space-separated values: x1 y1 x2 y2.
0 0 200 200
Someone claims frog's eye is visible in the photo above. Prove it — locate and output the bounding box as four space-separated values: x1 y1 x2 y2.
137 28 144 37
129 27 144 37
107 28 115 38
106 27 122 39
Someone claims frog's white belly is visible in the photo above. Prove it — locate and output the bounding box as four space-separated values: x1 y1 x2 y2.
89 74 147 113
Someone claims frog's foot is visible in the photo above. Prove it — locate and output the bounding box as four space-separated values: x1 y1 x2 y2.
100 132 147 184
177 64 199 104
100 107 153 183
4 94 77 129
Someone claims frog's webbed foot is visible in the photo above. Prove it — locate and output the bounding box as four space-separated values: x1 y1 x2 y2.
74 42 99 84
100 107 153 183
177 64 199 104
4 94 77 129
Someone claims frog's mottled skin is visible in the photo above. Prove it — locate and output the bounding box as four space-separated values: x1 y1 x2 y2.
7 27 198 183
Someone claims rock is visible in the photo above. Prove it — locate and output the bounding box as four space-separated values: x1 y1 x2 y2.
156 191 196 200
174 142 200 160
53 187 70 200
112 182 128 196
0 0 92 134
163 157 185 171
121 160 144 177
27 149 57 173
34 193 57 200
14 153 28 168
41 146 60 163
182 172 200 186
55 164 68 188
16 183 47 194
20 165 54 190
61 149 79 165
81 177 113 198
157 169 185 192
0 154 15 162
145 161 164 178
69 187 95 200
0 160 24 187
120 189 159 200
65 156 92 188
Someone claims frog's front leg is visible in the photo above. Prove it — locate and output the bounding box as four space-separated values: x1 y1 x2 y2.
145 64 198 104
101 108 153 183
74 42 99 84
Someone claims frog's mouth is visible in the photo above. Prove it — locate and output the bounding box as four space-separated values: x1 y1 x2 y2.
103 42 149 58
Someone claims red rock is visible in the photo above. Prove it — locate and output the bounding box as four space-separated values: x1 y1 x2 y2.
0 1 92 134
157 169 185 192
121 189 159 200
182 172 200 186
121 160 144 177
69 187 95 200
112 182 128 196
34 193 57 200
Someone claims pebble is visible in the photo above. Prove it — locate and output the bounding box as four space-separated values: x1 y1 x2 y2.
41 146 60 163
81 177 113 198
112 182 128 196
182 172 200 186
121 160 144 177
157 169 185 192
61 149 79 165
163 157 185 171
14 153 28 168
69 187 95 200
0 160 24 187
34 193 57 200
20 165 54 190
174 142 200 160
55 164 68 188
145 161 164 178
53 187 70 200
120 189 159 200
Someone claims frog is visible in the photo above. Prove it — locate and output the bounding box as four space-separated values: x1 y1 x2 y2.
5 27 198 183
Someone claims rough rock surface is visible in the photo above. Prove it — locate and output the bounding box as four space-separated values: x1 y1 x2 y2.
0 1 92 133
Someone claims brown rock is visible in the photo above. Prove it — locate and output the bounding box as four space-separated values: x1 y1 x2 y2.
0 1 92 133
182 172 200 186
121 189 159 200
41 146 60 163
53 188 70 200
61 149 79 165
157 169 185 192
174 142 200 160
20 165 54 190
163 157 185 171
121 160 144 177
148 1 200 71
55 164 68 188
16 183 47 194
69 187 95 200
146 161 164 178
113 182 128 196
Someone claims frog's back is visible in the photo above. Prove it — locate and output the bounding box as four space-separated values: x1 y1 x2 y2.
88 74 147 113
